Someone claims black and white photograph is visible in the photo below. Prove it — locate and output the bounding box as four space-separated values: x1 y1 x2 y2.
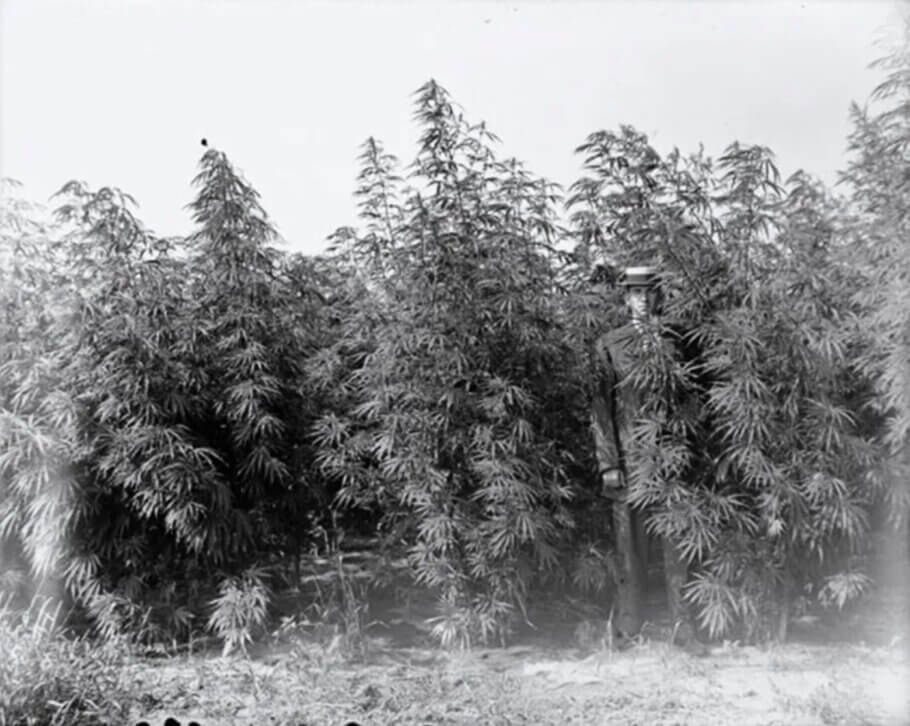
0 1 908 724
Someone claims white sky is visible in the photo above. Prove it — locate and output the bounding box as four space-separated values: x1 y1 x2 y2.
0 0 904 255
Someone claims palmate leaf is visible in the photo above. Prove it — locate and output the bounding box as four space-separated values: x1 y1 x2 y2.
206 565 271 656
684 571 739 639
818 570 872 610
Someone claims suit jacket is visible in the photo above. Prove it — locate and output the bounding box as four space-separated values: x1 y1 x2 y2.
590 325 643 498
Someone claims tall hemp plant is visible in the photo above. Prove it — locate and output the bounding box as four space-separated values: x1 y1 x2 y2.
176 147 328 650
841 24 910 543
566 125 879 642
0 180 74 606
314 81 586 647
0 178 197 636
0 150 327 647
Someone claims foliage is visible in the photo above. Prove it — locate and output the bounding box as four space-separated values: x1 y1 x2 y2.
1 52 906 652
0 596 131 726
0 151 330 644
0 179 84 609
314 81 587 647
564 123 883 640
208 565 270 656
840 21 910 526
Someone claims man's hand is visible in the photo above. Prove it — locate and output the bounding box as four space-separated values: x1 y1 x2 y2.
601 468 626 497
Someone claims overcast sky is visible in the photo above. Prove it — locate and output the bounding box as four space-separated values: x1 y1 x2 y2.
0 0 904 255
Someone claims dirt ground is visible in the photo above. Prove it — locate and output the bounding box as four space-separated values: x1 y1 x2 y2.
122 571 910 725
125 630 909 726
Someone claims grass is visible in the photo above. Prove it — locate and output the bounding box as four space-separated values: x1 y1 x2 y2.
106 627 910 725
2 595 907 726
0 597 132 726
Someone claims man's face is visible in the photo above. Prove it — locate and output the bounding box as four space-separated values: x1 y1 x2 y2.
625 287 649 322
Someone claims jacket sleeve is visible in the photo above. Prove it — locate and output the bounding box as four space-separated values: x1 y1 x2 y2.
590 337 626 494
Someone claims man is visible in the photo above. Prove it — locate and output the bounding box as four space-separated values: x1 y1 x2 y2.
588 266 656 640
590 265 700 649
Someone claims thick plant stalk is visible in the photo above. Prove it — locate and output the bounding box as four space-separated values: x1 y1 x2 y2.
662 537 693 644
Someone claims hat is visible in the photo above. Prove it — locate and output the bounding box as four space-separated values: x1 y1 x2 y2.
619 266 658 289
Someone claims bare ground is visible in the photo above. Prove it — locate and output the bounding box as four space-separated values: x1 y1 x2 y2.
123 573 910 725
124 632 908 726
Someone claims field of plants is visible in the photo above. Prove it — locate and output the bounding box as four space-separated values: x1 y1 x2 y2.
1 18 909 726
